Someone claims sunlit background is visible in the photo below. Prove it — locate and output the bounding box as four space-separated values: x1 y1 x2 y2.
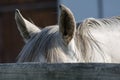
60 0 120 22
0 0 120 63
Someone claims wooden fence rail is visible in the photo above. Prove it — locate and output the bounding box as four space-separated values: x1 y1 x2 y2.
0 63 120 80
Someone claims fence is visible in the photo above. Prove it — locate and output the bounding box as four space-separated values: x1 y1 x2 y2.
0 63 120 80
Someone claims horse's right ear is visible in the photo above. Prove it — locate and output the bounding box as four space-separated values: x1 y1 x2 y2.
59 5 76 45
15 9 41 43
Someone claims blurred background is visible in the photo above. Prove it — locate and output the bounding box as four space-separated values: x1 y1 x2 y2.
0 0 120 63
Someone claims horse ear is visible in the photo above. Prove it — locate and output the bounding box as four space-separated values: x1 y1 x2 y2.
59 4 76 45
15 9 41 43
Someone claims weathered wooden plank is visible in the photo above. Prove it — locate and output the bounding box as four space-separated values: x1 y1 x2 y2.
0 63 120 80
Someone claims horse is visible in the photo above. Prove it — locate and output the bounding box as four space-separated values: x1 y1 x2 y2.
15 4 120 63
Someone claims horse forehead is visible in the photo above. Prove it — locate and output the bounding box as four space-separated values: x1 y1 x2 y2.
41 25 59 34
34 25 59 40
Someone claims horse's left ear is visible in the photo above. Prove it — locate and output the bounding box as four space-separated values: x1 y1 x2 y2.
59 4 76 45
15 9 41 43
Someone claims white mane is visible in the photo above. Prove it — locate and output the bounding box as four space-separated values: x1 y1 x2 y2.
78 16 120 63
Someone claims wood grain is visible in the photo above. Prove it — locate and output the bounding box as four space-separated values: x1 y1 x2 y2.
0 63 120 80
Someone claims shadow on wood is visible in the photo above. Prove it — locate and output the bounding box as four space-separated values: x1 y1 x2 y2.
0 63 120 80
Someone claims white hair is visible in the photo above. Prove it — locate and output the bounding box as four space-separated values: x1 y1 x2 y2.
15 4 120 63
